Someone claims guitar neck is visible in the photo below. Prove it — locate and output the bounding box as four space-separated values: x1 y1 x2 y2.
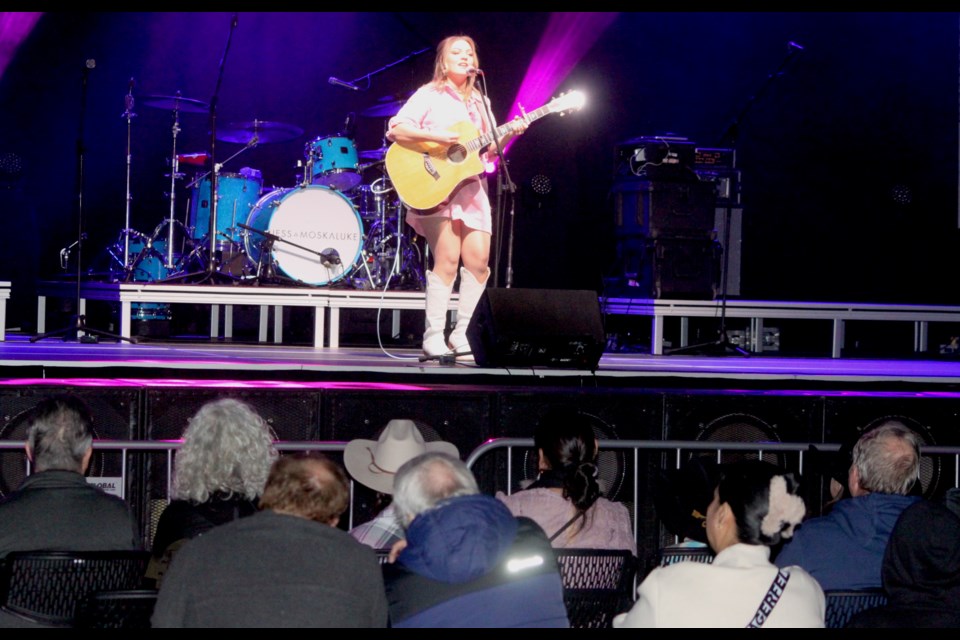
467 104 553 153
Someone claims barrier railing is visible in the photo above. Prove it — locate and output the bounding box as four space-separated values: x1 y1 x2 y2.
3 439 958 560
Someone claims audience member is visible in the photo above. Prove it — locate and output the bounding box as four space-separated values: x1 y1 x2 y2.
343 419 458 550
496 407 635 554
0 394 141 558
651 456 722 566
614 460 823 628
151 452 388 628
847 498 960 628
774 420 921 590
145 398 278 587
653 455 722 545
382 451 569 628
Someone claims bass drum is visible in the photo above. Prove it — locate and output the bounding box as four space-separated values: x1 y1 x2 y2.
245 186 364 286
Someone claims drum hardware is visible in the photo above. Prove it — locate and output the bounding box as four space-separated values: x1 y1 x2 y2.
352 176 425 291
165 119 303 284
121 77 136 270
140 91 210 273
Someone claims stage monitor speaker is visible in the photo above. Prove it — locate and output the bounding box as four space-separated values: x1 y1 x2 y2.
466 288 605 370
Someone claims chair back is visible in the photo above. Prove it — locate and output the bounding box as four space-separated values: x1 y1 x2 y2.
74 588 159 629
0 550 151 627
658 544 716 567
824 589 887 628
555 548 637 629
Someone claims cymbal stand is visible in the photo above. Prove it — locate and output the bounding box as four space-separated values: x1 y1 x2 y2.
121 77 136 276
164 101 183 270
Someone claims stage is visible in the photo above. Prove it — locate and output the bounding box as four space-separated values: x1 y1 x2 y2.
5 331 960 388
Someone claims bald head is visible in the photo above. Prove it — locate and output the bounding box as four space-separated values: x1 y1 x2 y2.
850 421 921 496
259 453 350 526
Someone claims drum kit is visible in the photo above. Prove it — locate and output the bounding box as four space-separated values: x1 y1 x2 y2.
102 91 425 321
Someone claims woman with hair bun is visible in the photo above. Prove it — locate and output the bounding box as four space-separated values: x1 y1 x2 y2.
495 406 636 554
614 459 824 628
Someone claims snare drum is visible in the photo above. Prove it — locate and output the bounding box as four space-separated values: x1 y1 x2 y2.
189 171 263 244
245 185 364 286
113 233 171 282
113 232 173 320
305 136 361 192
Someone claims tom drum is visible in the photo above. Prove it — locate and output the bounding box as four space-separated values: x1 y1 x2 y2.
305 136 361 192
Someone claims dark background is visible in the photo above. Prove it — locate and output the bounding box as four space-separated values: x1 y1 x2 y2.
0 12 957 332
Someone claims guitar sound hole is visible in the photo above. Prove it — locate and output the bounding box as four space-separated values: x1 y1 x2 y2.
447 144 467 163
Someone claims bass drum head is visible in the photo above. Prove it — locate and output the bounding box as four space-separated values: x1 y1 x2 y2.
245 186 364 286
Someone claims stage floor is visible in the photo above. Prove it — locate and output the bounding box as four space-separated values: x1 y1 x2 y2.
3 332 960 391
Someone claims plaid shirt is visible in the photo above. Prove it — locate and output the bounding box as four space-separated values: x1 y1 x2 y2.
350 504 403 550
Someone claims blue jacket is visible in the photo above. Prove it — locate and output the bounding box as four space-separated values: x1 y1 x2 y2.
384 494 569 628
774 492 920 591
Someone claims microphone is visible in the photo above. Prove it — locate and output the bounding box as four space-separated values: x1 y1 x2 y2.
232 14 238 27
85 58 96 70
788 41 805 51
466 67 483 76
319 248 342 267
123 77 136 117
329 76 359 91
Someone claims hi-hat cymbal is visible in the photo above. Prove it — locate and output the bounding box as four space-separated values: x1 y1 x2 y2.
216 120 304 144
141 94 209 113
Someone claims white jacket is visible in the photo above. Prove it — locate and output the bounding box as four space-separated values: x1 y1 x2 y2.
613 543 825 628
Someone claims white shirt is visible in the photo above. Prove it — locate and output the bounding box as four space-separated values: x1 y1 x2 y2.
613 543 825 628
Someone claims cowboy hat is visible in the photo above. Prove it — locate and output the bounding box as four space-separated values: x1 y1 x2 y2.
343 419 459 494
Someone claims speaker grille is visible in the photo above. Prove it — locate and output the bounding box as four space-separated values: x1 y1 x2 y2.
690 412 788 469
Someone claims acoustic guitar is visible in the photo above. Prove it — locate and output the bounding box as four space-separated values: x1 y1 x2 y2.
385 90 585 211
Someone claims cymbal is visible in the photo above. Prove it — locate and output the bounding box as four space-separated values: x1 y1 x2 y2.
216 120 304 144
141 94 209 113
359 146 389 161
360 100 405 118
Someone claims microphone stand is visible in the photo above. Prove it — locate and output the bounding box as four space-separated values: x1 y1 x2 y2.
201 13 240 284
666 42 803 356
32 60 135 344
236 223 331 287
475 73 517 289
331 46 431 92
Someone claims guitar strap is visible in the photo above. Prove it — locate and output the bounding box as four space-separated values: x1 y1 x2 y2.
746 569 791 628
549 510 586 542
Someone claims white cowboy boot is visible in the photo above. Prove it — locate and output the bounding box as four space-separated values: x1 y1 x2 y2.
447 266 489 360
422 270 454 358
